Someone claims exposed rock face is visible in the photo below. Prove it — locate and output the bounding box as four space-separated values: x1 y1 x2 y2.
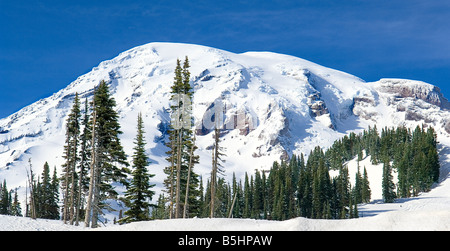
308 93 329 117
375 79 450 110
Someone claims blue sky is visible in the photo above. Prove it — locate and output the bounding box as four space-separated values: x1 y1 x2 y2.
1 0 450 118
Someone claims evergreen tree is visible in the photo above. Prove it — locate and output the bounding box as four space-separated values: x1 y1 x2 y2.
210 123 226 218
0 180 9 215
396 143 410 198
38 162 59 220
61 93 81 224
163 57 200 218
353 162 363 204
84 80 130 228
229 172 243 218
120 113 155 224
152 194 169 219
252 170 264 219
74 97 91 225
10 189 22 217
361 167 371 203
336 164 350 218
243 172 252 218
382 157 396 203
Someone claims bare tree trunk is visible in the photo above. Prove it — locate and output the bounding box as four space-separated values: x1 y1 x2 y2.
26 159 37 220
84 106 96 228
74 158 85 226
168 132 176 219
183 135 195 218
63 144 71 224
91 160 101 228
228 190 238 218
175 128 183 218
210 146 216 218
69 135 77 225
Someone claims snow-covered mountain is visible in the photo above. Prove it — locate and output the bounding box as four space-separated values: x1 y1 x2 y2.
1 42 450 201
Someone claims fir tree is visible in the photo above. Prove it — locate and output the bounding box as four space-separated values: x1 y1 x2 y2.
84 80 130 228
353 162 363 204
10 189 22 216
0 180 9 215
163 57 200 218
61 93 81 224
210 121 226 218
382 157 396 203
74 97 91 225
38 162 59 220
361 166 371 203
120 113 155 224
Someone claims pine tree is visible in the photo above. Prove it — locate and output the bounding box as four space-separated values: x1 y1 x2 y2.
382 157 396 203
152 194 169 219
336 164 350 218
61 93 81 224
210 121 226 218
74 97 91 225
38 162 59 220
0 180 9 215
120 113 155 224
229 172 243 218
163 57 200 218
353 162 363 204
361 166 371 203
10 189 22 216
243 172 252 218
84 80 130 228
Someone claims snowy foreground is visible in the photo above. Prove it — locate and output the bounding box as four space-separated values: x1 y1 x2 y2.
2 172 450 231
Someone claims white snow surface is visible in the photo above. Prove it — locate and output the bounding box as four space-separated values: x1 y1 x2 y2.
1 42 450 230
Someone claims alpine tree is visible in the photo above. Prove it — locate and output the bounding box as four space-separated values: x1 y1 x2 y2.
36 162 59 220
84 80 130 228
74 97 91 225
10 189 22 216
382 157 396 203
61 92 81 224
210 110 226 218
120 113 155 223
164 57 200 218
361 166 371 203
0 180 9 215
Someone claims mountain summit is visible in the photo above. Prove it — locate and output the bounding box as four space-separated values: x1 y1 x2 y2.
1 42 450 191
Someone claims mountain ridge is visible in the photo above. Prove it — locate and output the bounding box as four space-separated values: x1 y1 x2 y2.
1 42 450 195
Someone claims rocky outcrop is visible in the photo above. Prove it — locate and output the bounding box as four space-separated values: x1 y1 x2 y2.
375 79 450 110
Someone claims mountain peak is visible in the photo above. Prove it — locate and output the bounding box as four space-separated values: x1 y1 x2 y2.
1 42 450 193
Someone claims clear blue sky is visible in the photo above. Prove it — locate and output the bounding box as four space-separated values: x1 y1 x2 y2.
1 0 450 118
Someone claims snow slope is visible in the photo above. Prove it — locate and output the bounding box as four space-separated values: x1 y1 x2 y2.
1 42 450 230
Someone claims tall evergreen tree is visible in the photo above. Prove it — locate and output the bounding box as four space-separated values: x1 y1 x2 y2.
163 57 200 218
10 189 22 217
84 80 130 228
61 93 81 224
361 166 371 203
353 162 363 204
37 162 59 219
74 97 91 225
0 180 9 215
210 120 226 218
120 113 155 224
382 157 396 203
